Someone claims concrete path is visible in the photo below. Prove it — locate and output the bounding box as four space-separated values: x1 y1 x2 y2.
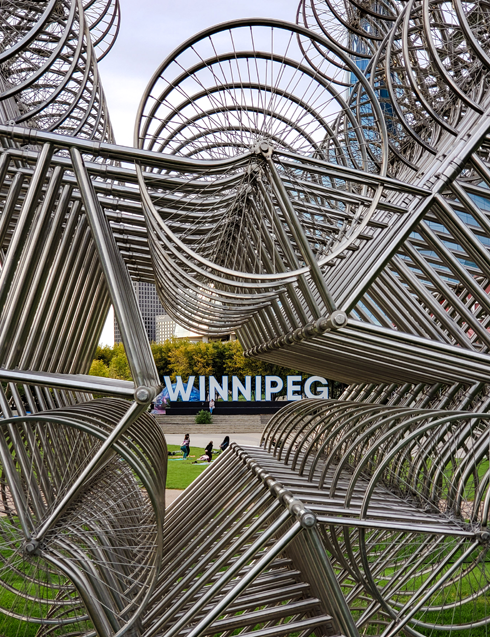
166 489 184 506
165 432 262 448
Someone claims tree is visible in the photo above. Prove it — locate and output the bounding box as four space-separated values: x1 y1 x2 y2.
209 340 230 381
192 341 215 377
108 343 132 380
168 340 193 381
223 340 245 379
150 340 176 378
88 359 110 377
93 344 115 367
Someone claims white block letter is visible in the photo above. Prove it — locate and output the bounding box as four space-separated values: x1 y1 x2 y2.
164 376 196 401
304 376 329 399
265 376 283 401
232 376 251 401
255 376 262 401
209 375 229 401
199 376 206 401
287 375 302 401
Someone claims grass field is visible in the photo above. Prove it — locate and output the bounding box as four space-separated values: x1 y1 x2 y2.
166 444 219 489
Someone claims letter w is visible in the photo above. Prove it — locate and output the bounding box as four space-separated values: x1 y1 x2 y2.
164 376 195 401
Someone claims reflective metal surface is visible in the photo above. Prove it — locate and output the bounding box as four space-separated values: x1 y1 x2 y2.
0 0 489 635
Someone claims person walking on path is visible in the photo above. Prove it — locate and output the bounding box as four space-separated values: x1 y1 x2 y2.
180 433 190 459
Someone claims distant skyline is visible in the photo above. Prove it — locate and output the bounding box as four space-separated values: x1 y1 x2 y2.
97 0 299 345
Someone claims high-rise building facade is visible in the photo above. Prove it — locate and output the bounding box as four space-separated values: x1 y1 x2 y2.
155 314 176 343
114 282 166 343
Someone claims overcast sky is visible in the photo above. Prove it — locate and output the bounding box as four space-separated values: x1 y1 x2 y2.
99 0 300 146
97 0 299 345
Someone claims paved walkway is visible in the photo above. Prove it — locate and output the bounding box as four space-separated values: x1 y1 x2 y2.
166 489 184 506
165 432 262 448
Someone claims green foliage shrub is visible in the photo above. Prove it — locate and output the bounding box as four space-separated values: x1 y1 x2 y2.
89 359 110 377
195 410 212 424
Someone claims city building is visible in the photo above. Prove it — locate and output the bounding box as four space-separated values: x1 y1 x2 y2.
114 281 166 343
114 283 233 344
155 314 176 343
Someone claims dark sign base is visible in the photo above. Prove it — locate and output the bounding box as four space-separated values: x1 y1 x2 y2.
154 400 292 416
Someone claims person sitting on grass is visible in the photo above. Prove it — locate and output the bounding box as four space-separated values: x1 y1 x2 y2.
194 441 213 463
180 433 190 459
219 436 230 452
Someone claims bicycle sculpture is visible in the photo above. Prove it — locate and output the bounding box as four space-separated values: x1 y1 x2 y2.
0 0 489 636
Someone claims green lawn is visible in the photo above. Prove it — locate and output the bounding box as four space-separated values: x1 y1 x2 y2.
166 444 220 489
